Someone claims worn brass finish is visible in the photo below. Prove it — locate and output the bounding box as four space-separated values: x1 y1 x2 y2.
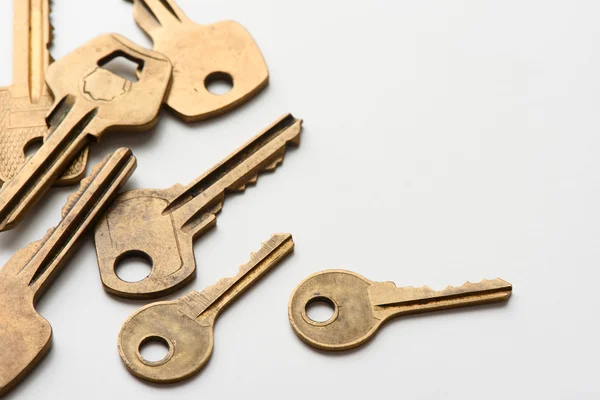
118 233 294 383
0 0 89 186
127 0 269 121
0 148 136 396
0 34 172 232
95 114 301 298
289 270 512 351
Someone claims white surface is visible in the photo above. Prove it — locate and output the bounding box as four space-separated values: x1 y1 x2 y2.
0 0 598 398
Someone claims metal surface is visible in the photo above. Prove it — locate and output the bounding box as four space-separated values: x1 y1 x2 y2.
127 0 269 121
0 33 172 232
0 0 89 186
95 114 301 298
289 270 512 351
118 233 294 383
0 148 136 396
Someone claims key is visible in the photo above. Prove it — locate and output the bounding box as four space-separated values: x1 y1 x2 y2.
0 148 136 395
94 114 301 298
0 34 172 232
0 0 89 186
126 0 269 121
118 233 294 383
288 270 512 351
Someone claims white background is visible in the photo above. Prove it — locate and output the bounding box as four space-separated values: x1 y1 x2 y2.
0 0 598 398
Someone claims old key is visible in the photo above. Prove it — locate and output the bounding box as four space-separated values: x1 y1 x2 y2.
289 270 512 351
95 114 301 298
126 0 269 121
118 233 294 383
0 34 172 231
0 148 136 395
0 0 88 186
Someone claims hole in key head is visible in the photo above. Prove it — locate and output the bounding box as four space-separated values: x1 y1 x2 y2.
114 251 153 282
97 51 144 83
138 336 172 365
305 296 337 323
23 137 43 159
204 72 233 95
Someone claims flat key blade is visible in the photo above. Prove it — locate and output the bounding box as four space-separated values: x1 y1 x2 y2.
117 233 294 383
0 148 136 396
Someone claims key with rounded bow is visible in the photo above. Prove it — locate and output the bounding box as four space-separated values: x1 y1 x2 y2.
125 0 269 121
0 33 172 231
95 114 301 299
0 148 136 396
118 233 294 383
289 270 512 351
0 0 89 186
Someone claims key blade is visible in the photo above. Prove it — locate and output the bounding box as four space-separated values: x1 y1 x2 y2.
12 0 51 101
0 148 135 395
370 278 512 316
179 233 295 321
169 114 301 233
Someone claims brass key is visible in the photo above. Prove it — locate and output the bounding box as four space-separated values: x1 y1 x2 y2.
289 270 512 351
126 0 269 121
0 148 136 396
118 233 294 383
0 34 172 231
95 114 301 298
0 0 89 186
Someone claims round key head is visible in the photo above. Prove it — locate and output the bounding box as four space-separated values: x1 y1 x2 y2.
45 34 172 134
288 270 381 351
118 299 214 383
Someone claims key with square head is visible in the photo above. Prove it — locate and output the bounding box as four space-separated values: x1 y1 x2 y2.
126 0 269 122
0 0 89 186
289 270 512 351
0 33 172 232
118 233 294 383
0 148 136 396
94 114 301 299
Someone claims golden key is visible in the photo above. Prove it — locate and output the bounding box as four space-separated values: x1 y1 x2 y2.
0 148 136 396
118 233 294 383
95 114 301 299
126 0 269 121
289 270 512 351
0 34 172 231
0 0 88 186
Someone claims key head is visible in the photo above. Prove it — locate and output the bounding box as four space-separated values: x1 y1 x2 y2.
118 298 214 383
0 275 51 396
94 185 204 299
130 0 269 121
288 270 382 351
45 34 172 134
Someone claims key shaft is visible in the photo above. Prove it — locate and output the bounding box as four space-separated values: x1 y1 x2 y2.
118 234 294 383
95 114 301 298
0 148 136 396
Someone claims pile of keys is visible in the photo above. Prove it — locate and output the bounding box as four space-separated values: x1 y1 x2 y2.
0 0 514 395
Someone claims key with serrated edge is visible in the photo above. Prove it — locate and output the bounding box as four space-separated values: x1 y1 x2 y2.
126 0 269 122
289 270 512 351
0 0 89 186
94 114 301 299
118 233 294 383
0 34 172 232
0 148 136 396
